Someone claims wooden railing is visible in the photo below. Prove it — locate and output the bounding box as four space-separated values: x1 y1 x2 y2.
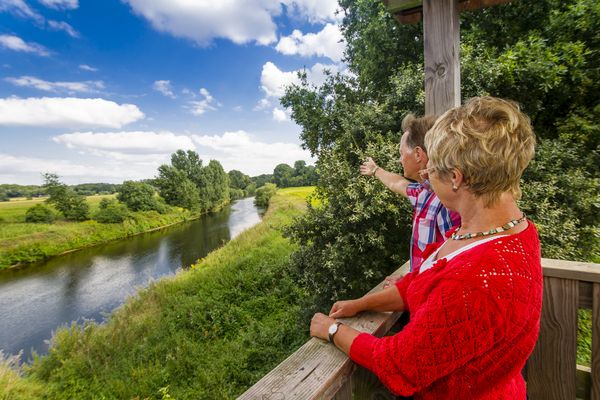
239 258 600 400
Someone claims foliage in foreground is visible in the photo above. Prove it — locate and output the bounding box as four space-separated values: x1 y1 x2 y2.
0 188 312 399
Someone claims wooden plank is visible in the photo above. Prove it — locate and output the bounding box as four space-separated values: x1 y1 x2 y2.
332 375 352 400
580 281 593 309
592 283 600 400
577 365 591 400
383 0 421 13
542 258 600 284
526 277 578 399
386 0 512 24
238 262 410 400
423 0 461 116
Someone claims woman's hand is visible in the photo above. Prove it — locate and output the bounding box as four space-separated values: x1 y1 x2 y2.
329 299 362 318
360 157 379 176
310 313 335 341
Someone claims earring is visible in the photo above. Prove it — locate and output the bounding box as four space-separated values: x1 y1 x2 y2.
452 184 458 191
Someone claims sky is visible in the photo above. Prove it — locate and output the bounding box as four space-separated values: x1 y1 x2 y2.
0 0 347 184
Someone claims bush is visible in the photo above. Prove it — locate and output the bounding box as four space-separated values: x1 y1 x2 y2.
254 183 277 208
25 204 55 223
62 196 90 221
118 181 166 213
94 199 130 223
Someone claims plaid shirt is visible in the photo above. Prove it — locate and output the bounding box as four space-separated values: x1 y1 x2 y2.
406 181 461 271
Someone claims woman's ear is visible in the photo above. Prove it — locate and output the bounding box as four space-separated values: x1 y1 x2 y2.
451 168 465 189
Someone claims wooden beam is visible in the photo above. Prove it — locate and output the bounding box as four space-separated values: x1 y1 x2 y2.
423 0 461 115
592 283 600 400
385 0 513 24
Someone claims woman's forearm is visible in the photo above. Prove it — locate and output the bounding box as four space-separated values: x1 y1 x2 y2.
358 285 405 312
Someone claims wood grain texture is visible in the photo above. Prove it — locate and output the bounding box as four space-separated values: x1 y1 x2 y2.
423 0 461 116
237 262 410 400
542 258 600 284
526 277 578 399
592 283 600 400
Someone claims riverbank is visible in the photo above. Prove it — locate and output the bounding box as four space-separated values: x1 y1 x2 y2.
0 187 314 399
0 195 200 270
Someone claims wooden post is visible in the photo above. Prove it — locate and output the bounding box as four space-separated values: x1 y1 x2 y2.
526 277 578 399
592 283 600 400
422 0 461 116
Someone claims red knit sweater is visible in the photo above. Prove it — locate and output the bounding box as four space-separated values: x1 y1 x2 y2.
349 221 542 399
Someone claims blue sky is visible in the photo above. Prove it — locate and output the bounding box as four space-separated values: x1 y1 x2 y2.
0 0 346 184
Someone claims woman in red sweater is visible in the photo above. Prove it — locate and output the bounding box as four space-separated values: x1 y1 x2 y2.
310 96 542 399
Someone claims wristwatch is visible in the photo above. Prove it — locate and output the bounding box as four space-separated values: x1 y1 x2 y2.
328 321 343 344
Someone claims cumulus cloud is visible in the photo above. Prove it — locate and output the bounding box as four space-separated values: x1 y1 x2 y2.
0 97 144 128
153 80 176 98
53 131 195 154
79 64 97 72
276 23 344 62
38 0 79 10
192 130 313 175
282 0 341 23
47 20 79 38
0 34 50 56
259 61 301 98
124 0 280 46
0 153 161 184
188 87 218 116
272 107 288 122
5 76 104 93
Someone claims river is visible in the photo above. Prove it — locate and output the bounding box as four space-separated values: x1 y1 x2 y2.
0 197 263 359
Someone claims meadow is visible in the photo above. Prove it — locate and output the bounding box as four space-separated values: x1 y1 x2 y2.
0 195 197 269
0 187 314 399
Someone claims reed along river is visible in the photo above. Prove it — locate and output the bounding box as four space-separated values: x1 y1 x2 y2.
0 197 263 359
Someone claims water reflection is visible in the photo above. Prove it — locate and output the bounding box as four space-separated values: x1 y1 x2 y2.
0 197 262 359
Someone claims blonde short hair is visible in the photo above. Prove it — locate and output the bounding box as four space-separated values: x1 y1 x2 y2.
425 97 536 207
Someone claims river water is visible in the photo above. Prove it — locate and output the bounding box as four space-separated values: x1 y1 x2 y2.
0 197 263 359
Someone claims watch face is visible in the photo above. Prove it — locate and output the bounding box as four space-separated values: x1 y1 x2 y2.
328 323 338 335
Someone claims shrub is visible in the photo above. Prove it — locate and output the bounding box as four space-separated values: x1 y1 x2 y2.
254 183 277 208
25 204 55 223
94 199 130 223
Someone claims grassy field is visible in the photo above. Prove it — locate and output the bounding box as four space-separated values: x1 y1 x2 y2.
0 187 314 400
0 195 197 269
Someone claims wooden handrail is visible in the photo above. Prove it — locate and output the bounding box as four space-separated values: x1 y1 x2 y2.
239 258 600 400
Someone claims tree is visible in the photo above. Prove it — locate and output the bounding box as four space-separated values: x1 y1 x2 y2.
273 164 294 187
254 183 277 208
117 181 165 212
94 199 130 223
25 204 55 223
198 160 229 211
155 166 200 210
43 173 90 221
282 0 600 314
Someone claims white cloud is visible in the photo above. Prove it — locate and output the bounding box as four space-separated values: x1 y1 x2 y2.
192 130 313 175
123 0 280 46
0 0 44 22
5 76 104 93
188 87 218 116
0 153 161 184
0 34 50 56
47 20 79 38
282 0 341 23
53 131 195 154
38 0 79 10
276 23 344 62
153 80 176 98
260 61 301 98
272 107 288 122
0 97 144 128
79 64 98 72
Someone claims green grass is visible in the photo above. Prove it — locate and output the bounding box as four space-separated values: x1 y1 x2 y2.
0 188 314 400
0 195 197 269
0 195 114 223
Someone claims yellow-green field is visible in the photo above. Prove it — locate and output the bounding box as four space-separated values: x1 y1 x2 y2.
0 194 196 269
0 195 115 223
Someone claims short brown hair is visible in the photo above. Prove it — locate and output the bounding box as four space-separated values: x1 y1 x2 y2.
425 97 536 207
401 113 437 153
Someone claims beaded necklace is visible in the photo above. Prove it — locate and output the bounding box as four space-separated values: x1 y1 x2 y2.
451 214 527 240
